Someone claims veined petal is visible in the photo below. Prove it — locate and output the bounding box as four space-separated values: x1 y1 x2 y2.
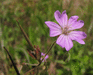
75 39 85 44
69 31 87 44
69 31 87 40
65 36 73 51
56 35 73 51
56 34 65 48
45 21 62 37
45 21 61 29
61 10 68 27
50 29 62 37
68 16 79 27
54 10 62 26
70 20 84 30
54 10 62 22
54 10 68 28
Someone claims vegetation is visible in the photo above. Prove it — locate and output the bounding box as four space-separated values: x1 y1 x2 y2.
0 0 93 75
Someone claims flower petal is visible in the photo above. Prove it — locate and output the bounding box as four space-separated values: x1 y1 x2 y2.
41 53 45 56
68 16 79 25
54 10 68 28
64 36 73 51
56 34 65 48
69 31 87 40
54 10 62 25
45 55 49 60
75 39 85 44
69 31 87 44
49 29 62 37
45 21 62 37
70 20 84 30
56 35 73 51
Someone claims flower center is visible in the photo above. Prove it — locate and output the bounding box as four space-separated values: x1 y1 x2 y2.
62 26 69 35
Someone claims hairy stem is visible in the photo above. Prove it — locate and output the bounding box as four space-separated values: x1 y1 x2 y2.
41 41 56 62
4 47 20 75
16 20 34 51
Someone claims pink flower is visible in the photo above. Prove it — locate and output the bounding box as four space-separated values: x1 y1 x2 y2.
45 10 87 51
41 53 49 62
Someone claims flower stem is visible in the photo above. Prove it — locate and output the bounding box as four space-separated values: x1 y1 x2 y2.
41 41 56 62
24 41 56 75
22 63 38 66
4 47 20 75
16 20 34 51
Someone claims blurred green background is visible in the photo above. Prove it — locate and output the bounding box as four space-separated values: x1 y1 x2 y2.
0 0 93 75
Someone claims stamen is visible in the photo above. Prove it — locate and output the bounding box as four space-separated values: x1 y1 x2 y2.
63 26 69 35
